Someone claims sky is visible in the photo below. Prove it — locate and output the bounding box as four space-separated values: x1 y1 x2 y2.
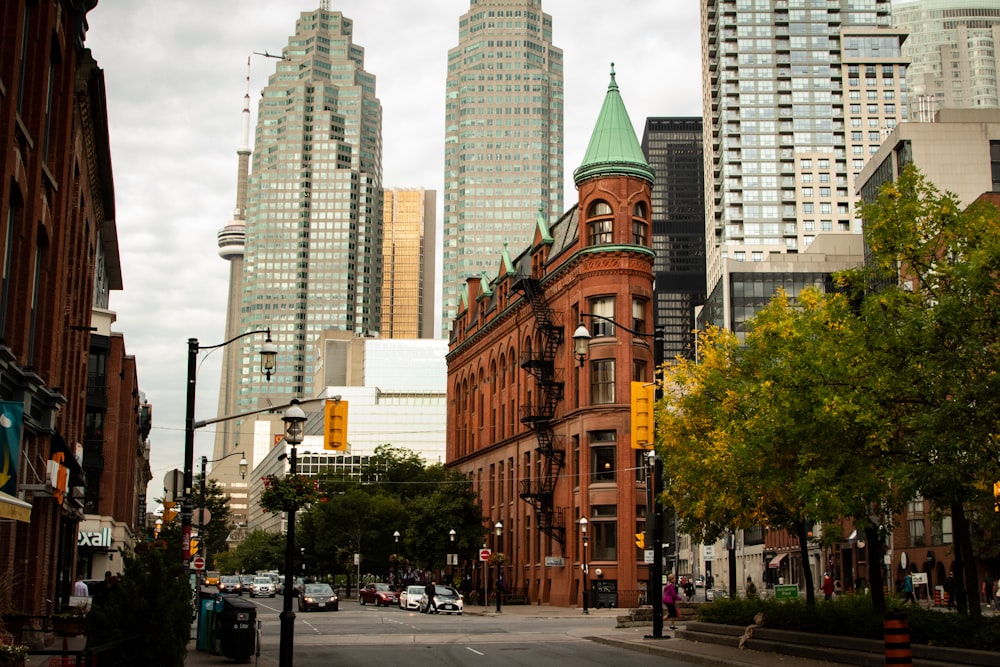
83 0 703 511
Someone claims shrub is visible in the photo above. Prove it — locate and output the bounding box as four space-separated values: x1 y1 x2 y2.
697 594 1000 651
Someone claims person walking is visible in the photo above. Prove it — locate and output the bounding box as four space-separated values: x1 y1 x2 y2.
822 573 835 601
662 573 681 630
72 574 89 597
902 572 916 604
423 580 438 614
745 576 757 599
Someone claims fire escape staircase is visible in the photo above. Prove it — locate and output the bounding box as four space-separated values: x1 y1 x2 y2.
513 274 566 545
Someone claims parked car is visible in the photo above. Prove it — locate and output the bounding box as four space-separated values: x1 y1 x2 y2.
218 575 242 595
359 582 399 607
250 576 275 598
419 585 463 615
298 583 338 612
400 585 424 611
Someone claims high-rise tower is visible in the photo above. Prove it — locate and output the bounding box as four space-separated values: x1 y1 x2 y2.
382 188 437 339
221 6 383 449
701 0 905 332
892 0 1000 121
442 0 564 338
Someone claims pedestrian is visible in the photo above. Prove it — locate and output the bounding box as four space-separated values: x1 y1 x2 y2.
72 574 89 597
944 573 956 608
662 573 681 630
902 571 916 604
423 580 438 614
683 577 695 601
983 576 993 609
745 576 757 599
834 579 842 597
994 579 1000 609
822 573 834 601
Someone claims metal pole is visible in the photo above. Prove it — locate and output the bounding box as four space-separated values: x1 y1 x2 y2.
182 338 198 568
650 453 664 639
582 537 589 614
278 445 297 667
495 530 503 613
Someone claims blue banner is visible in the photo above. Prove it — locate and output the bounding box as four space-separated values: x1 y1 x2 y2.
0 401 23 496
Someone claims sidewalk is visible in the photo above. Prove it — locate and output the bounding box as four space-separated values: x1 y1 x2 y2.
184 603 838 666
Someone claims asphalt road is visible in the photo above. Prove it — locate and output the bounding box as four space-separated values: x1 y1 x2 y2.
195 597 703 666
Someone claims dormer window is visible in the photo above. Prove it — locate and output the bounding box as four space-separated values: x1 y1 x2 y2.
587 200 613 245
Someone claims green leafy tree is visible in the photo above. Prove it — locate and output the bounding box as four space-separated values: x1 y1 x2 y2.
86 544 191 666
231 530 285 574
191 478 233 567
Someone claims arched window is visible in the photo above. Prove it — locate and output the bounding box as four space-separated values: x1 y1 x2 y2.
587 200 613 245
632 201 649 246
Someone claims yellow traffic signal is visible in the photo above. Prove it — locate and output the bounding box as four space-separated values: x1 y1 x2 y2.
189 538 199 557
635 533 645 550
630 382 655 449
163 501 178 524
994 481 999 512
324 399 349 451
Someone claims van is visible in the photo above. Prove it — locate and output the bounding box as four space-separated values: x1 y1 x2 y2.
204 570 221 587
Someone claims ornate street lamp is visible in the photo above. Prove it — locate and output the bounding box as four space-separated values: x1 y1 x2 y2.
183 328 275 567
494 521 504 613
580 517 589 614
278 399 307 667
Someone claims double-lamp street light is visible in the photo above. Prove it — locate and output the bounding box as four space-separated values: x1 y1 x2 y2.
183 328 275 567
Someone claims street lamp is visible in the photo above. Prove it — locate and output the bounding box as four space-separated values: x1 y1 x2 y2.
394 530 400 544
573 315 666 639
196 450 247 594
580 517 589 614
183 328 275 566
278 399 307 667
448 529 456 582
494 521 503 613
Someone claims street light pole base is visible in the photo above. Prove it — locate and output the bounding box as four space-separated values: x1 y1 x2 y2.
644 634 671 640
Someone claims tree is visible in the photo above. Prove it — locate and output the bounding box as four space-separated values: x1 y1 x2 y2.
191 478 233 567
855 165 1000 615
230 530 285 574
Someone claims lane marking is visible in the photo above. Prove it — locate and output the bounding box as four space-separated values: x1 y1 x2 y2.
466 647 484 655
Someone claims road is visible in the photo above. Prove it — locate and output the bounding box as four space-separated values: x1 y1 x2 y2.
201 596 703 666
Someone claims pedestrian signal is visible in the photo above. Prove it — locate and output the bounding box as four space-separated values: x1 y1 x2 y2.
324 399 349 451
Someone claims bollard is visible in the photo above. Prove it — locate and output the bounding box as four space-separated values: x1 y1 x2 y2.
884 611 912 666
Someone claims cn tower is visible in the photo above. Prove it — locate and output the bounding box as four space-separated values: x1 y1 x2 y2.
209 59 253 532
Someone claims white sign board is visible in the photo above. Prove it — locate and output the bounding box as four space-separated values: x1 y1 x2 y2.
644 550 654 564
704 545 715 560
911 572 928 585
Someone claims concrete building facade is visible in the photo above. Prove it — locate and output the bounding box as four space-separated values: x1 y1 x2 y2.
442 0 564 338
447 69 656 607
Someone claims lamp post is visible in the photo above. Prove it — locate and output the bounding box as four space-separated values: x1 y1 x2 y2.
448 529 456 583
195 450 247 605
494 521 503 613
573 316 666 639
580 517 589 614
278 399 306 667
183 328 275 567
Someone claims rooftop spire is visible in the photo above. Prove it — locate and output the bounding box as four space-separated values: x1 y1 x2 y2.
573 62 655 186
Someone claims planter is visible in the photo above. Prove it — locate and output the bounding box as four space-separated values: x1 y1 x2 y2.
51 617 86 636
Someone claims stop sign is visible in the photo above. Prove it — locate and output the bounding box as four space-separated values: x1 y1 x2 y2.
192 556 205 571
479 548 491 562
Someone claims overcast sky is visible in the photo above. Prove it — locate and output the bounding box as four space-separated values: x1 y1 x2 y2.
83 1 703 511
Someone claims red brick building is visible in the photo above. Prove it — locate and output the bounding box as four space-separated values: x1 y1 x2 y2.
0 1 148 613
447 69 657 607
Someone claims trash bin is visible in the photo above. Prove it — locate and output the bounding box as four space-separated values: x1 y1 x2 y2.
214 594 256 662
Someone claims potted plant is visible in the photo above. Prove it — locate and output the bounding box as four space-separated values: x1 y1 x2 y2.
51 602 88 636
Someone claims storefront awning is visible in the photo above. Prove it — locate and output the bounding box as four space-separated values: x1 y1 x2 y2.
0 490 32 523
768 553 787 568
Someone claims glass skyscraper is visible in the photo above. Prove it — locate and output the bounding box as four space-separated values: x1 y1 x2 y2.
442 0 564 337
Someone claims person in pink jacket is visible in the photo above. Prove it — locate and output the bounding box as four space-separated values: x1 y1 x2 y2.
662 573 680 630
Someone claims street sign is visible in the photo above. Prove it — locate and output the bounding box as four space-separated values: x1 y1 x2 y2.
479 548 491 562
192 556 206 571
774 584 799 600
643 549 654 564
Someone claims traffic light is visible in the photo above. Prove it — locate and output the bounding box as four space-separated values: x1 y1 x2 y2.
994 481 1000 512
189 538 199 557
635 532 645 549
324 398 349 451
630 382 655 449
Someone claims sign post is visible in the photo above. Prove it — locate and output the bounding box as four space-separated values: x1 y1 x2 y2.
192 556 205 571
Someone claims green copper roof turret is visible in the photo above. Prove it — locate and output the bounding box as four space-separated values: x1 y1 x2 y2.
573 63 655 186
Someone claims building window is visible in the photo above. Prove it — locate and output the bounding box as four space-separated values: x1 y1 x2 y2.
591 359 615 404
587 200 613 245
908 519 925 547
931 515 952 545
593 519 618 561
588 297 615 337
632 220 647 245
632 297 646 335
590 432 616 482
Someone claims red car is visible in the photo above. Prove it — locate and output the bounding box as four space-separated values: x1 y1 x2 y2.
359 582 399 607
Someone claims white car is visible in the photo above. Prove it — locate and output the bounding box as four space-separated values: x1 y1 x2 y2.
400 585 425 611
419 585 464 615
250 576 275 598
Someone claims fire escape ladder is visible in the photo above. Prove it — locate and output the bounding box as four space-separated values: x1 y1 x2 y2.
514 276 566 546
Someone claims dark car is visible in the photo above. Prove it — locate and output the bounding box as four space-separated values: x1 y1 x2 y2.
359 582 399 607
298 583 338 612
419 585 463 615
218 575 242 595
